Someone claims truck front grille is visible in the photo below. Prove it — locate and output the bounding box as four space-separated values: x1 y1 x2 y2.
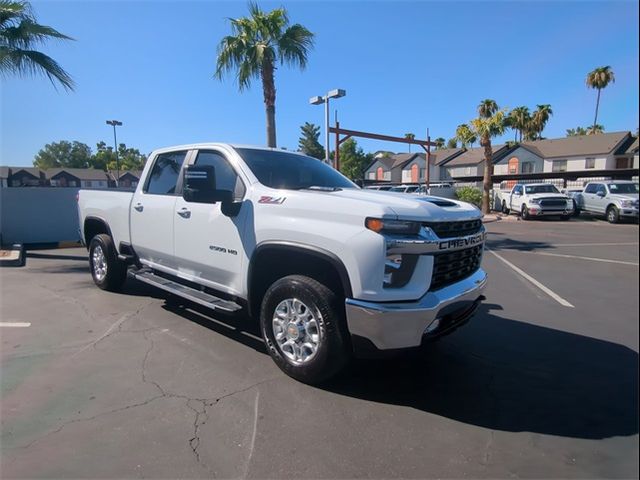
423 219 482 239
429 245 483 291
539 198 567 209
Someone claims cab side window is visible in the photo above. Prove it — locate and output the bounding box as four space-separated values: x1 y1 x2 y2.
596 185 607 195
513 185 523 195
584 184 597 194
195 151 246 201
145 151 187 195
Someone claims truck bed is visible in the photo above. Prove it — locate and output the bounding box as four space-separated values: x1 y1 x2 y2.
78 189 134 248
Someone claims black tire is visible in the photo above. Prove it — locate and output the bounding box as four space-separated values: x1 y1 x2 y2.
260 275 351 385
502 201 510 215
89 234 127 291
521 204 530 220
606 206 620 224
573 204 581 217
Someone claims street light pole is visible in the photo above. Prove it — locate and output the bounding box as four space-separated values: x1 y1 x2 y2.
106 120 123 187
309 89 346 168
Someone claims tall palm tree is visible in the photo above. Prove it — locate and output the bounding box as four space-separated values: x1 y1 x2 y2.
508 106 530 142
404 133 415 152
586 124 605 135
0 0 74 90
434 137 445 150
215 2 314 148
478 99 498 119
455 124 476 148
586 66 615 131
468 106 506 213
531 104 553 140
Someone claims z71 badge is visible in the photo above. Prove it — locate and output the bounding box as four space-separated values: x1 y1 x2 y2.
258 196 286 204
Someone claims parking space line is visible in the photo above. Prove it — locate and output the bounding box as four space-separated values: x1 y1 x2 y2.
0 322 31 327
486 249 575 308
513 250 639 266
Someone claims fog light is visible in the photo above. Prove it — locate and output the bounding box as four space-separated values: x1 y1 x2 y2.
425 318 440 333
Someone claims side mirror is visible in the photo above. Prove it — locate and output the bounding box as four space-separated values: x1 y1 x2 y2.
183 165 232 204
596 191 606 197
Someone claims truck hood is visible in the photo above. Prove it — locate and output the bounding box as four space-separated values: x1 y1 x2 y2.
327 189 482 222
527 193 569 200
608 193 639 202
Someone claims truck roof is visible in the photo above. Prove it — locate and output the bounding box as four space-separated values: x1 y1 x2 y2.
151 143 306 156
586 180 637 185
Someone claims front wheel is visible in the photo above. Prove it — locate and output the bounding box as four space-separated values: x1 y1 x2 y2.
521 204 530 220
89 234 127 291
502 201 510 215
607 206 620 224
260 275 351 385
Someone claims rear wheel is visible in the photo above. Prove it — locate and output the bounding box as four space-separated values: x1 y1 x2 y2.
521 204 530 220
607 206 620 224
260 275 350 385
89 234 127 291
501 201 510 215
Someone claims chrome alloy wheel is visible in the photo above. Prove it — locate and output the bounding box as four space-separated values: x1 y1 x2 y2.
272 298 321 364
92 245 107 281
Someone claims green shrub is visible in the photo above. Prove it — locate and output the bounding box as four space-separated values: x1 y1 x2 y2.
455 186 482 207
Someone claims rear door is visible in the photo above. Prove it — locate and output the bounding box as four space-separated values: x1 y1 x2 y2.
173 148 249 296
130 150 190 271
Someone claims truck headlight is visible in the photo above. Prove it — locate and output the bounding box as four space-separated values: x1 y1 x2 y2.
366 218 421 235
529 199 541 204
620 200 634 208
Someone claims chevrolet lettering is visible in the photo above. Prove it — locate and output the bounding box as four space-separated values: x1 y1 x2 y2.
78 143 487 384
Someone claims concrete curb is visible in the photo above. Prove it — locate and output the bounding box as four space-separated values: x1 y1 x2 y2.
0 244 25 267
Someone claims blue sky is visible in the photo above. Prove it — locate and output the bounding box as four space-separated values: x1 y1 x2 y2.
2 0 638 166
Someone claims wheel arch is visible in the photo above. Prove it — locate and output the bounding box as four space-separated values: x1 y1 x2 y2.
83 216 113 250
247 242 353 319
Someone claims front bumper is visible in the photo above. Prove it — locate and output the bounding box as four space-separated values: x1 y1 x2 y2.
619 206 639 218
345 268 487 351
527 206 573 216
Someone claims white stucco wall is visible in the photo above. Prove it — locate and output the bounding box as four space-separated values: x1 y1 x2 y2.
543 155 609 172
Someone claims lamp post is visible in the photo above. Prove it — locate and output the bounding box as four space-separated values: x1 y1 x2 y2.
309 89 346 167
106 120 123 186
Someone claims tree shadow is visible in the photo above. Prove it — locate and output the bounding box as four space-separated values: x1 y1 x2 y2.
26 252 88 262
485 236 553 251
326 303 638 440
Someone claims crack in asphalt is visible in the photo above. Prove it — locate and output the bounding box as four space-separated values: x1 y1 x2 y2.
10 311 279 478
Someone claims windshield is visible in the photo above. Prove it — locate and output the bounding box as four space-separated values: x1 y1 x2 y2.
389 186 405 192
525 184 560 194
235 148 357 190
608 183 639 194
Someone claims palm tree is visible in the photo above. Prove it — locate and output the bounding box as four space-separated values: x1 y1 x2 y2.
215 2 314 148
404 133 415 152
478 99 498 118
586 66 615 131
566 126 587 137
467 103 506 213
586 124 605 135
531 104 553 140
434 137 445 150
446 138 457 149
507 106 531 142
455 124 476 148
0 0 74 90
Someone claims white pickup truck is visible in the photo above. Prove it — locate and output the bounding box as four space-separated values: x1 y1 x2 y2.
78 144 487 384
498 183 573 220
574 181 639 223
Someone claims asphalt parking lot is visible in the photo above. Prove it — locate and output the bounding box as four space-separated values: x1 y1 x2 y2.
1 217 638 479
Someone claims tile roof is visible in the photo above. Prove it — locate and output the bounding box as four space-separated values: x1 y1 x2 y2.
616 136 638 155
46 168 111 181
8 167 43 178
520 131 630 158
442 145 509 167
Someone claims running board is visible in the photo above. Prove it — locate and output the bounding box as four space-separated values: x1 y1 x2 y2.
130 270 242 313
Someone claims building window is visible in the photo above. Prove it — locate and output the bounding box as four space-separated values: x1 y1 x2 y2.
521 162 533 174
615 157 631 169
552 160 567 173
585 158 596 169
85 181 92 187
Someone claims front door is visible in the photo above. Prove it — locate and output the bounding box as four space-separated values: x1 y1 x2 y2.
173 149 249 296
130 150 189 271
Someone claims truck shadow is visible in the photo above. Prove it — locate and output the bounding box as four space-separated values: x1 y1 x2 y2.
328 303 639 440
